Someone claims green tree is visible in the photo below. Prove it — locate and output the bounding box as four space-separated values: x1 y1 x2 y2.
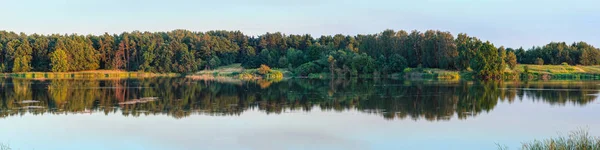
535 58 544 65
470 41 503 79
50 49 69 72
388 54 408 73
506 51 517 69
12 39 33 72
328 55 336 75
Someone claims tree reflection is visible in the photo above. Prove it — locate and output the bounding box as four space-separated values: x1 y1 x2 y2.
0 78 597 120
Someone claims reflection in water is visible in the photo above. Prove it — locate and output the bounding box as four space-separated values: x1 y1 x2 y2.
0 78 597 120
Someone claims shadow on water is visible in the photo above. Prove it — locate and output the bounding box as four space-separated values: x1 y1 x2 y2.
0 78 597 120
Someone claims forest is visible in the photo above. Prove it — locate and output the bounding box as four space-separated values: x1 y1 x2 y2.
0 30 598 79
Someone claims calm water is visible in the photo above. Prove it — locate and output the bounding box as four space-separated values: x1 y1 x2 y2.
0 78 599 150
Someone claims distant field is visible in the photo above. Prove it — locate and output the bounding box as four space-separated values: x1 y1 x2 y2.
513 64 600 74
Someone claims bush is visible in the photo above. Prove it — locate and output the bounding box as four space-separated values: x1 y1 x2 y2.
258 64 271 75
294 62 322 76
535 58 544 65
266 70 283 79
238 72 255 80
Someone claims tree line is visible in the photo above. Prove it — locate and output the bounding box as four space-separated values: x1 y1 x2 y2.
0 30 598 78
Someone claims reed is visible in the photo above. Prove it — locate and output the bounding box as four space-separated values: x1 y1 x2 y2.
521 129 600 150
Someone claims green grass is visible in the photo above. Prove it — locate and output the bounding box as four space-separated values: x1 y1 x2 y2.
515 64 591 74
400 64 600 80
0 70 178 79
514 64 600 80
403 68 461 80
196 63 244 76
191 63 289 80
520 129 600 150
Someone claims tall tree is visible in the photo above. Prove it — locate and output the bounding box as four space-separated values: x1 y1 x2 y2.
50 49 69 72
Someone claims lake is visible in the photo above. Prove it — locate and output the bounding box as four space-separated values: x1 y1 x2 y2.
0 78 599 150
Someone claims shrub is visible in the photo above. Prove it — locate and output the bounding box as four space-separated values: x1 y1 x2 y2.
294 62 322 76
535 58 544 65
258 64 271 75
266 70 283 79
238 72 255 80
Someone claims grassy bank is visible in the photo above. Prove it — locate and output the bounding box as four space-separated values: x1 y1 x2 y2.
521 130 600 150
497 129 600 150
512 64 600 80
188 64 289 81
10 64 598 81
401 68 462 80
402 64 600 80
0 70 179 79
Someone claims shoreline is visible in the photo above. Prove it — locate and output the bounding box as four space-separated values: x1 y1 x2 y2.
4 64 600 81
0 71 179 79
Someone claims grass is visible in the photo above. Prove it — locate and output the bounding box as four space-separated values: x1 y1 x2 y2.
9 64 600 81
520 129 600 150
514 64 600 80
195 63 244 76
190 63 289 81
496 129 600 150
1 70 178 79
403 68 461 80
515 64 590 74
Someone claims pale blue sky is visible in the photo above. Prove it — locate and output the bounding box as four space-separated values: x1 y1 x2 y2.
0 0 598 48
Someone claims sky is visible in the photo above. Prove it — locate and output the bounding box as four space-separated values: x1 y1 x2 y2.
0 0 598 48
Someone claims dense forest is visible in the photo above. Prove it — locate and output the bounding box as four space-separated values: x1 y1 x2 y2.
0 30 598 79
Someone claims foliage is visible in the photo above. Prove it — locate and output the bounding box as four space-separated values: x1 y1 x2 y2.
521 129 600 150
469 41 503 79
0 30 598 79
294 62 322 76
506 51 517 69
515 42 599 66
266 70 283 79
535 58 544 65
50 49 70 72
258 64 271 75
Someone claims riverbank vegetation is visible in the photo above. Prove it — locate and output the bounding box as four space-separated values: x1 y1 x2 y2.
186 63 287 81
1 30 598 80
502 129 600 150
1 70 177 79
521 130 600 150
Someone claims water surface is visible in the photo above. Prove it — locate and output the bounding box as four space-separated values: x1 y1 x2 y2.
0 78 599 149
